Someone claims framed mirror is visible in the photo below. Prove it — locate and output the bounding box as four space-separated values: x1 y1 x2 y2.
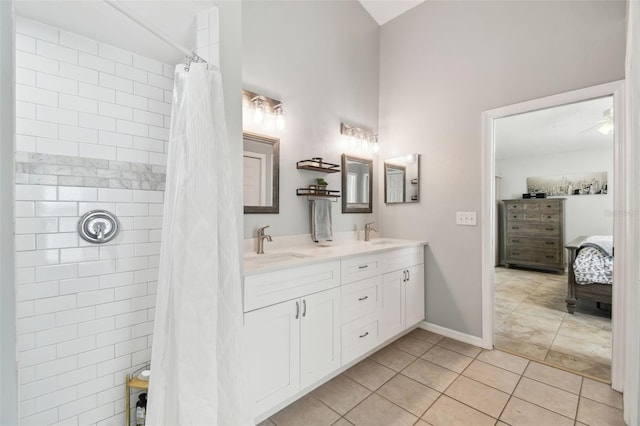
342 154 373 213
384 154 420 204
243 132 279 214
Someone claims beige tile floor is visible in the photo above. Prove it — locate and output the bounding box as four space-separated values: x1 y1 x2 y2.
258 328 625 426
494 267 612 381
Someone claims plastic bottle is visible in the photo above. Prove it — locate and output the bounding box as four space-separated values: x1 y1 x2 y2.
136 393 147 426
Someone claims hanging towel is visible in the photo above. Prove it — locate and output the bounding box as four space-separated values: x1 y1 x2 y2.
311 198 333 242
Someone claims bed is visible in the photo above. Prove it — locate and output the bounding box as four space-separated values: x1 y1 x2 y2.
565 235 613 314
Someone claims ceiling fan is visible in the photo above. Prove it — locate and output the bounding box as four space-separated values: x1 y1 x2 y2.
583 106 614 135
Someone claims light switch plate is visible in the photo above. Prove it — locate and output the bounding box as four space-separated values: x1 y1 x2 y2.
456 211 477 226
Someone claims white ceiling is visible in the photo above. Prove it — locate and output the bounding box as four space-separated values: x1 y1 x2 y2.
13 0 425 64
495 96 614 160
358 0 426 25
14 0 216 64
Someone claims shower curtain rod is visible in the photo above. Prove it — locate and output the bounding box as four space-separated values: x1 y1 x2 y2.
103 0 207 65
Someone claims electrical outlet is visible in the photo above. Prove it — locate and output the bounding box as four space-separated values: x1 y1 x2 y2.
456 211 477 226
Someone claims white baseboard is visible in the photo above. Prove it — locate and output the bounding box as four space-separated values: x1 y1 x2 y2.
418 321 487 349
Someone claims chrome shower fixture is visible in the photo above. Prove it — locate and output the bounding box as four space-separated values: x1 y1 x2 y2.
78 210 120 244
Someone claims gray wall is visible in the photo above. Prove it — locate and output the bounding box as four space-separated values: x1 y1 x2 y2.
242 1 380 239
0 0 17 424
378 1 626 337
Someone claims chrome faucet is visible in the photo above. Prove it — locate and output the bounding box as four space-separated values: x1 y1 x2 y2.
256 225 273 254
364 222 379 242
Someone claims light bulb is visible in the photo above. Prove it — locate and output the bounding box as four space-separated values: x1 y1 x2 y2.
254 105 264 124
252 97 265 124
275 113 285 131
373 142 379 153
349 136 357 150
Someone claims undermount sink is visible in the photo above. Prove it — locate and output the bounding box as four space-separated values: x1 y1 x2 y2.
245 252 312 265
368 239 396 245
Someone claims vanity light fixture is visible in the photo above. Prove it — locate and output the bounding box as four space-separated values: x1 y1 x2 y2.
273 103 286 131
340 122 379 154
252 96 265 124
243 89 286 132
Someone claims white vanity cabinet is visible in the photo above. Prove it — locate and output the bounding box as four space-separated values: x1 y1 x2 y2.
244 298 300 415
299 288 341 388
244 241 426 421
340 275 382 365
380 246 425 342
243 261 341 416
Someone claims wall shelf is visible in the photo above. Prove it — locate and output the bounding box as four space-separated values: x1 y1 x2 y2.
297 158 340 173
297 187 340 202
125 372 149 426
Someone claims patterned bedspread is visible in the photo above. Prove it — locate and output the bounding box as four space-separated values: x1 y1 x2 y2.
574 245 613 285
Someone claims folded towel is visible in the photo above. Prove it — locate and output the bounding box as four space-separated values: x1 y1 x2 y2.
311 199 333 242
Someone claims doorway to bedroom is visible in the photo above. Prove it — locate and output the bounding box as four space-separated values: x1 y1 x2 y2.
492 95 614 382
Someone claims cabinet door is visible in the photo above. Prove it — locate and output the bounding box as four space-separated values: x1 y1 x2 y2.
380 270 405 342
244 300 300 415
300 287 341 388
405 264 425 326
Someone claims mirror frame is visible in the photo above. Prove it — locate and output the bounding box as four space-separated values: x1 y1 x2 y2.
384 154 421 204
384 163 407 204
341 154 373 214
243 132 280 214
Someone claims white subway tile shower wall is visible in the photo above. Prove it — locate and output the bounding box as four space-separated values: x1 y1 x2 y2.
15 18 173 166
15 18 171 426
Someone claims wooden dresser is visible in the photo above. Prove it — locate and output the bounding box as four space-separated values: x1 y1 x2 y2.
502 198 566 273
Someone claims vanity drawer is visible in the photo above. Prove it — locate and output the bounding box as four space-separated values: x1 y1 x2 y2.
342 315 379 366
244 260 340 312
341 276 382 324
382 246 424 273
341 254 382 285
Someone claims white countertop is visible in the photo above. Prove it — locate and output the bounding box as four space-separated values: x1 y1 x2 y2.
244 238 427 275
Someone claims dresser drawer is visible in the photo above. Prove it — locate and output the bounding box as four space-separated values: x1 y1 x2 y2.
541 213 560 222
506 247 561 265
341 254 382 284
507 212 524 221
506 223 561 237
341 276 382 324
342 316 379 366
523 203 540 212
244 260 340 312
506 237 561 250
382 246 424 273
541 202 561 212
505 202 522 211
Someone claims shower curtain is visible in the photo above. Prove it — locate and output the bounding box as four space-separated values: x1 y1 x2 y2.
147 63 253 426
